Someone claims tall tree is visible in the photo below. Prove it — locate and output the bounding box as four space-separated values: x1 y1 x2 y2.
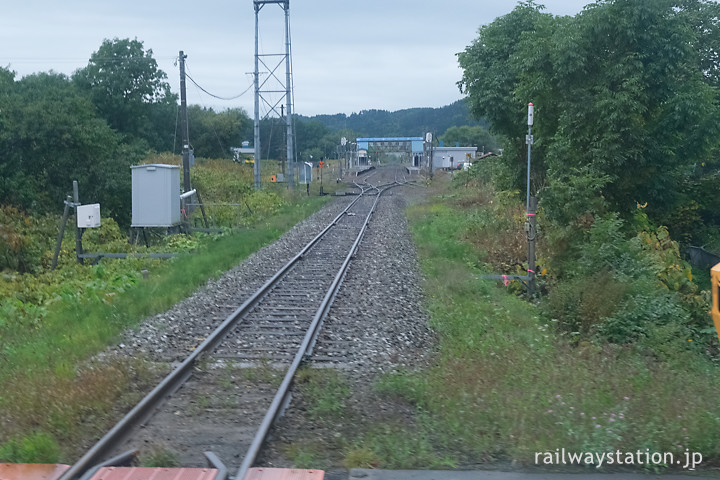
458 0 720 234
458 1 550 140
0 70 141 224
457 1 556 195
295 119 331 159
440 125 499 153
73 38 178 151
187 106 252 159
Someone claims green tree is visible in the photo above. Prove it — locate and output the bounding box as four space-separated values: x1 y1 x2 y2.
295 119 331 159
458 1 549 140
458 0 720 235
0 68 37 208
439 125 499 153
0 69 141 225
679 0 720 89
73 38 178 151
187 106 252 159
457 1 555 195
304 100 484 138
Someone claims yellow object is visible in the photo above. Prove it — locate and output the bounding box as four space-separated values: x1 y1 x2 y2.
712 262 720 341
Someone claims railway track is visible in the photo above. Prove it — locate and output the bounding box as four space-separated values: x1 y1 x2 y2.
58 169 410 480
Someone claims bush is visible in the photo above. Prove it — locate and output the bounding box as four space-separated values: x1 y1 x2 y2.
0 432 60 463
245 191 285 221
401 181 720 467
546 212 710 346
544 270 629 337
80 217 129 253
0 206 56 273
599 289 690 344
190 157 254 201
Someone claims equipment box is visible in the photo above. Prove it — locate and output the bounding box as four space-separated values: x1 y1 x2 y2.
77 203 101 228
131 164 181 227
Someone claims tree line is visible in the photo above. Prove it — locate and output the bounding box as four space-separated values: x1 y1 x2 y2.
0 37 497 227
0 38 243 226
458 0 720 249
302 101 487 138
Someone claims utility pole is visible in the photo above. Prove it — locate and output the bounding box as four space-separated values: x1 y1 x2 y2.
340 137 347 179
479 104 538 296
526 103 536 295
253 6 261 189
254 0 294 190
284 1 294 188
51 195 73 270
179 51 191 193
527 197 537 295
73 180 84 265
526 102 534 213
425 132 434 179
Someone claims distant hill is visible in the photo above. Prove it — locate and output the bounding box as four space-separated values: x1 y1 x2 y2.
299 100 487 137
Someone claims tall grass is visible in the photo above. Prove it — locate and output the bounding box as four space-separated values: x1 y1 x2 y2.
367 176 720 470
0 196 330 462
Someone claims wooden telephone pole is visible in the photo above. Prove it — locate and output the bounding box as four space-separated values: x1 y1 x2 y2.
179 51 191 194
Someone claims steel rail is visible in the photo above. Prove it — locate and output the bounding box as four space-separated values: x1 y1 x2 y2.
60 187 372 480
235 181 399 480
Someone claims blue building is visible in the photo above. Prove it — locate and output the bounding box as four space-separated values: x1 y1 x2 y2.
356 137 425 165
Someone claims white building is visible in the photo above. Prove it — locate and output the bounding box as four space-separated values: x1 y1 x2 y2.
231 141 255 161
431 146 477 170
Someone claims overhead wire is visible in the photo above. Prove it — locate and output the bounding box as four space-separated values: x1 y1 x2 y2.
184 67 226 156
184 67 254 101
179 59 258 157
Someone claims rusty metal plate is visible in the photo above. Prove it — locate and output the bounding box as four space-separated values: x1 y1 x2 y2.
244 467 324 480
0 463 70 480
88 466 217 480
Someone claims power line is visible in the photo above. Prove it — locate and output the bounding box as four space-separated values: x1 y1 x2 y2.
184 67 254 101
186 75 229 156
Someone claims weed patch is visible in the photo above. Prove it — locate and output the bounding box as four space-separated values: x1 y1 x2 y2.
385 179 720 468
348 419 456 469
139 445 180 468
0 432 60 463
0 194 330 459
0 358 152 462
283 442 325 469
295 367 350 420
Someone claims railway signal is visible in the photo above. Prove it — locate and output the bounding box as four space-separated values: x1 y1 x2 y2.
318 160 325 195
479 102 537 296
526 102 536 295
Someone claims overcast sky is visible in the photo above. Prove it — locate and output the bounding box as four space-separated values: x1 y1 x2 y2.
2 1 592 116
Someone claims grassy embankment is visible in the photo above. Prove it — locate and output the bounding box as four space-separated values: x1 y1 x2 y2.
344 171 720 471
0 155 334 463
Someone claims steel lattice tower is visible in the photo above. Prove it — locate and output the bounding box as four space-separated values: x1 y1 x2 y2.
253 0 294 189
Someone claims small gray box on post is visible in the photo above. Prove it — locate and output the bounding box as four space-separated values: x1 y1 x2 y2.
77 203 101 228
299 162 313 184
131 164 181 227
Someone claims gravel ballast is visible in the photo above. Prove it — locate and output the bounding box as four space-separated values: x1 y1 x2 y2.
95 169 435 474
